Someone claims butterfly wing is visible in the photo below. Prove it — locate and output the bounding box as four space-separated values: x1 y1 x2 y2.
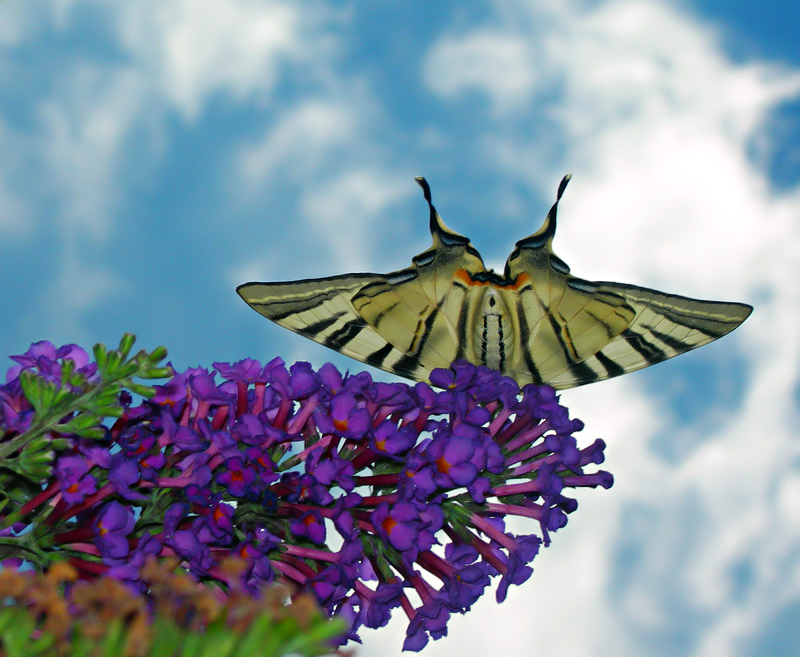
544 281 752 389
503 175 753 389
237 273 415 374
237 178 489 382
350 177 488 378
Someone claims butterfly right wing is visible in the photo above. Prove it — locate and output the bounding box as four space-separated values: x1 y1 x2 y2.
503 175 752 389
238 178 489 383
350 177 489 377
540 281 752 389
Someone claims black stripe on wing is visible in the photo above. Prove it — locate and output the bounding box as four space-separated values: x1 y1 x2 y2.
544 282 752 389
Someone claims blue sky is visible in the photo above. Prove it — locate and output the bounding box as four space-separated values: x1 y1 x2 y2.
2 1 800 656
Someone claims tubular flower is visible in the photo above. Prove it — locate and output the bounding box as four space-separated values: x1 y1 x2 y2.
0 341 613 652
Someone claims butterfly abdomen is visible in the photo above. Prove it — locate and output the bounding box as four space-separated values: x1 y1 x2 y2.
470 287 517 371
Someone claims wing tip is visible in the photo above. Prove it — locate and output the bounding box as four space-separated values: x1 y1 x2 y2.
732 302 754 327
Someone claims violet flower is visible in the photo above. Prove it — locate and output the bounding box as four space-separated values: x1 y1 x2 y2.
0 340 614 652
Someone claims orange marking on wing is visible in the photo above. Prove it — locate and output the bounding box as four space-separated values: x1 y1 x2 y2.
455 270 532 291
455 269 476 285
499 273 531 290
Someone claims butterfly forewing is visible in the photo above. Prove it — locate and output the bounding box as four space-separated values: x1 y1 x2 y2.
238 275 427 380
239 175 752 389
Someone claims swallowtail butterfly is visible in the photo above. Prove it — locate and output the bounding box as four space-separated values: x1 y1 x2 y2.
238 176 751 389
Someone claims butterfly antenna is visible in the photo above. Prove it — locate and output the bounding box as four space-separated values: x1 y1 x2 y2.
556 173 571 201
544 173 571 239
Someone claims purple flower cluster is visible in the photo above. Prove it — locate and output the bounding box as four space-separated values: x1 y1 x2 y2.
1 343 613 652
1 341 99 434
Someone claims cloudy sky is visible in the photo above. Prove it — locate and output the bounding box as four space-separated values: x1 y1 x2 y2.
2 0 800 655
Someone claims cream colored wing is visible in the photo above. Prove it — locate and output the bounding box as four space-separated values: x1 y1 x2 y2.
350 177 489 378
237 273 421 376
237 178 489 382
503 175 752 389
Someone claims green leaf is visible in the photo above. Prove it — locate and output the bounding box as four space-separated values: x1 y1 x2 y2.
74 427 106 440
198 619 238 657
51 384 76 408
60 357 76 380
118 360 141 379
149 617 185 657
0 607 35 657
38 379 57 412
141 367 174 380
230 614 273 657
16 437 55 481
99 619 127 657
67 634 95 657
50 437 70 450
104 349 122 375
179 629 201 657
0 607 19 637
129 383 157 398
148 345 168 363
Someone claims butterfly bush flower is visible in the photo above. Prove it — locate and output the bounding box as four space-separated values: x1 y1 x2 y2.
0 340 613 652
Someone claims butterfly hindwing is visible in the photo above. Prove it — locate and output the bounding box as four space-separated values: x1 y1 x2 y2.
239 175 752 389
502 176 751 387
350 177 489 375
560 282 752 386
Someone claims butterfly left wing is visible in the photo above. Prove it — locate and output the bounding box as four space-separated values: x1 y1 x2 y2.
350 177 489 378
237 178 489 382
237 273 418 377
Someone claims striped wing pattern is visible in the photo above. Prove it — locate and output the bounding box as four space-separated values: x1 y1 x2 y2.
238 176 752 390
235 274 428 381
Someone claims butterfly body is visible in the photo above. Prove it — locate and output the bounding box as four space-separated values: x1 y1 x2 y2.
238 176 752 389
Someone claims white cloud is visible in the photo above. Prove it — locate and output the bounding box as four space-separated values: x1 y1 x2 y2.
24 0 338 239
115 0 333 121
239 98 363 187
426 29 542 112
0 0 54 47
35 65 156 240
0 0 340 333
234 79 417 278
300 168 412 272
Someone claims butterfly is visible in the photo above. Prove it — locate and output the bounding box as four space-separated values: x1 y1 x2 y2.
237 176 752 390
